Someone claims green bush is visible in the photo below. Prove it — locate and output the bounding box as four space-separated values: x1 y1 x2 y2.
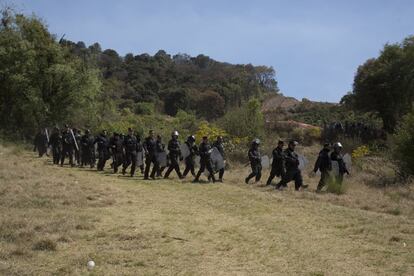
392 109 414 176
134 102 155 115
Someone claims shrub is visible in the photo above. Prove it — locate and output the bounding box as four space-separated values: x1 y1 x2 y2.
134 102 155 115
392 110 414 176
195 122 227 143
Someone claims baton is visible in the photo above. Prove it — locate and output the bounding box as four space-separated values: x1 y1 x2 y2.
70 129 79 151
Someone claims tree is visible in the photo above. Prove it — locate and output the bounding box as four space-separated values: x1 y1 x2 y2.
195 90 225 120
392 109 414 176
342 36 414 132
0 9 100 137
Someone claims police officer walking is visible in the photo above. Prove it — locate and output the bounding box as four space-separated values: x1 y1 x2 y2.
95 130 110 171
330 142 349 185
122 128 138 176
314 143 332 192
245 139 262 184
276 141 308 190
193 136 216 183
109 132 124 174
266 140 285 186
49 127 62 165
212 136 225 182
164 131 184 179
80 129 95 168
33 129 49 157
60 125 75 167
182 135 198 177
143 130 156 180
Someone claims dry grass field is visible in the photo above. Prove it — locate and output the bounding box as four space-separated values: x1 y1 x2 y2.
0 143 413 275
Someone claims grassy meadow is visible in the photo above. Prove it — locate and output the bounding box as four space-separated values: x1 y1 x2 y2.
0 143 413 275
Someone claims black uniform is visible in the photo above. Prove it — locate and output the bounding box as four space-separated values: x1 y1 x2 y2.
194 142 216 182
266 146 285 186
245 145 262 183
95 134 110 171
276 148 304 190
154 139 165 178
80 133 95 168
143 136 157 179
164 138 183 179
49 131 62 164
183 141 198 177
34 132 48 157
122 134 138 176
60 130 75 166
109 135 124 173
314 148 332 191
212 140 225 180
330 151 349 185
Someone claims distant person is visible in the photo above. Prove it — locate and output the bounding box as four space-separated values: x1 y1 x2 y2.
80 129 95 168
73 128 82 166
330 142 349 185
193 136 216 183
49 127 62 165
110 132 124 174
33 128 48 157
276 141 308 190
314 143 332 192
143 130 156 180
60 125 75 167
211 136 225 182
245 139 262 184
122 128 138 176
266 140 285 186
95 130 110 171
164 131 184 179
183 135 198 178
154 135 165 178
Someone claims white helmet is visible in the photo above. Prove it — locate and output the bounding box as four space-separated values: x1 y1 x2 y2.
253 138 261 145
172 130 179 136
334 142 343 148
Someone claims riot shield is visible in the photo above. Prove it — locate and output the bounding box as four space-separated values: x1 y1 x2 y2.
331 161 339 176
211 147 225 171
156 152 168 168
180 143 190 160
261 155 270 169
343 153 352 171
194 156 200 168
298 154 308 171
136 151 144 167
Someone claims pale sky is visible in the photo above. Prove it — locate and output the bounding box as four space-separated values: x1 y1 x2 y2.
7 0 414 102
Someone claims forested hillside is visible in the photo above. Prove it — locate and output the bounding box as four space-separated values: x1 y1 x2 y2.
0 8 278 139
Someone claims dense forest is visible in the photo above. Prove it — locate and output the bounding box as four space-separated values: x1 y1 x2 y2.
0 8 278 139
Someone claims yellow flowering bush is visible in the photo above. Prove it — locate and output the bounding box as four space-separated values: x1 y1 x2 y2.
352 145 370 159
195 121 228 143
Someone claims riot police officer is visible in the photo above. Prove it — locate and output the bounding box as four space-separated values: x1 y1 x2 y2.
183 135 198 177
330 142 349 185
143 130 156 180
266 140 285 186
193 136 216 183
95 130 110 171
276 141 308 191
314 143 332 192
122 128 138 176
80 129 95 168
245 139 262 184
49 127 62 165
164 131 183 179
60 125 75 167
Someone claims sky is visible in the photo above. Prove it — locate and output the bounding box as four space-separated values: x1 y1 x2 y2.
5 0 414 102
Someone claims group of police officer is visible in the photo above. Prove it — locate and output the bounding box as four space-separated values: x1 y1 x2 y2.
34 125 349 191
34 125 226 183
245 139 349 191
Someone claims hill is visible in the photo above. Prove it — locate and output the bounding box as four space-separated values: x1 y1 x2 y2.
1 143 413 275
